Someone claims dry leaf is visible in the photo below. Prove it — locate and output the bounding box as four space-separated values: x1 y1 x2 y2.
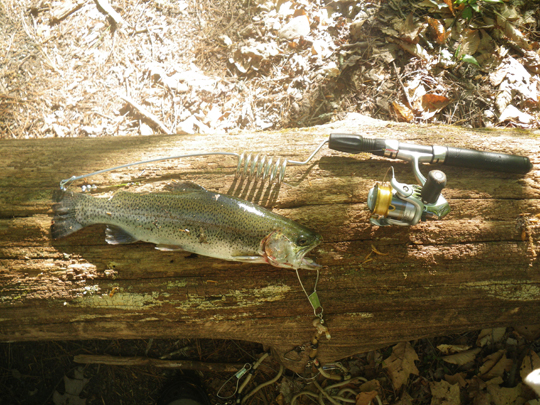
356 391 378 405
389 38 431 60
426 17 449 44
53 367 89 405
495 90 512 115
514 325 540 341
359 379 381 393
477 328 506 347
479 350 513 380
278 15 310 40
394 13 427 44
392 101 414 122
383 342 419 390
393 391 414 405
442 348 481 365
437 344 471 355
523 50 540 74
458 29 480 58
420 94 450 119
520 350 540 380
498 105 534 125
477 29 495 54
496 15 531 51
486 383 524 405
430 380 460 405
445 372 468 388
405 78 426 103
442 0 455 16
489 67 508 87
139 123 153 136
467 375 487 398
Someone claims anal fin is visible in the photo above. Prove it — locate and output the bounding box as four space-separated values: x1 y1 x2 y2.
106 225 138 244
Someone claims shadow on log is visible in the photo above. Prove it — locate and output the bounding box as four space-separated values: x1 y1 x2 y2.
1 114 539 372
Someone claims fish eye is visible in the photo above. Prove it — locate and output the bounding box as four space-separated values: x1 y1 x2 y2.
297 236 308 246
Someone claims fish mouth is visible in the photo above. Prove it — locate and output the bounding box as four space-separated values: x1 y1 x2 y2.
299 255 321 270
295 241 322 270
262 231 322 270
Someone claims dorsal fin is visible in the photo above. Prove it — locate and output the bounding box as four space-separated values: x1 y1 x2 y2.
106 225 138 244
164 181 206 194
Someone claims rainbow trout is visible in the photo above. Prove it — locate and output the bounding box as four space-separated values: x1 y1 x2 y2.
51 182 322 270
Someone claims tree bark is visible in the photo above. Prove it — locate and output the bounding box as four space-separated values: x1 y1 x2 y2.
1 115 539 372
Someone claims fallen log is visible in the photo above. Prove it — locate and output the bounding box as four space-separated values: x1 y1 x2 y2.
1 115 539 372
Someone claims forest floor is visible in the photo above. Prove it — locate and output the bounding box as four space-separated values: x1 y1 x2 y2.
1 0 539 138
1 0 540 404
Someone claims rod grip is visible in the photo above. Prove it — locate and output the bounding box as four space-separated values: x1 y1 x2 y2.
444 147 532 174
328 134 386 155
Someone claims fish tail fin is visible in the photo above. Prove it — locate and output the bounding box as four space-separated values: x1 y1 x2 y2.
51 190 87 239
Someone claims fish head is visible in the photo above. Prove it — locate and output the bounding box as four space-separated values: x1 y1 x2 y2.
262 228 322 270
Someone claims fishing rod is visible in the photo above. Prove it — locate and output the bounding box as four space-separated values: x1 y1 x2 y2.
327 133 532 226
58 133 532 226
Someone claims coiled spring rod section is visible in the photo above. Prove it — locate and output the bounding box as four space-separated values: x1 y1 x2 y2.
236 153 287 184
59 140 328 190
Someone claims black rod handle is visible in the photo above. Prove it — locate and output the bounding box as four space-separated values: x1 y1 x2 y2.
444 147 532 174
328 133 386 155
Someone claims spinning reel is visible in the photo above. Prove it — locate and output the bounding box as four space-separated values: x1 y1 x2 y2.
328 134 532 227
367 164 449 227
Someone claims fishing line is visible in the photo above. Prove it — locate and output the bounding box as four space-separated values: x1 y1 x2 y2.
59 140 329 190
295 268 322 318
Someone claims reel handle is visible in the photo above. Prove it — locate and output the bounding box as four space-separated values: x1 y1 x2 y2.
421 170 446 204
444 147 532 174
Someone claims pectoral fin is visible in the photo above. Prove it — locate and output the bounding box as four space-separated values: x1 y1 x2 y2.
155 244 186 252
106 226 138 244
231 255 268 264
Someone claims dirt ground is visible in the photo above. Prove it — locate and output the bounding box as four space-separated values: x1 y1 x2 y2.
1 0 540 404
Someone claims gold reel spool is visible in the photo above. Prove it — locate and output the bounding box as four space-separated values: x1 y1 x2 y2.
369 183 393 216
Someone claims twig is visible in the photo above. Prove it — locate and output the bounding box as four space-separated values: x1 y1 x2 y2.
95 0 128 27
389 0 406 19
74 354 244 372
392 61 413 108
119 94 171 134
50 0 85 24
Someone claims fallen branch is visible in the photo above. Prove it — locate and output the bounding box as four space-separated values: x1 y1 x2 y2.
74 354 244 372
119 94 171 134
51 0 85 24
95 0 128 27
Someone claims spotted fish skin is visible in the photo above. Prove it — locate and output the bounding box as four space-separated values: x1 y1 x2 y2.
51 183 322 270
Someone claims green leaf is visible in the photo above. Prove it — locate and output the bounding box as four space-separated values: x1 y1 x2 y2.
454 44 461 59
462 6 473 19
483 0 502 2
462 54 480 67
